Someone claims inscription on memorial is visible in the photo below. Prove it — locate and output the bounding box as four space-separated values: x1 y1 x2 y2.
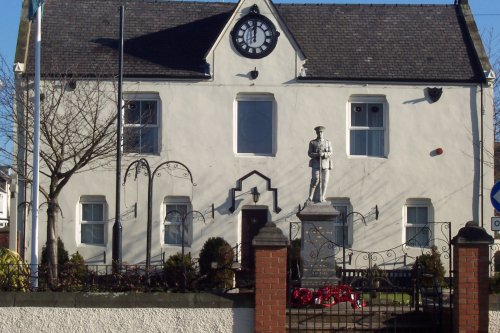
297 203 340 288
301 220 338 287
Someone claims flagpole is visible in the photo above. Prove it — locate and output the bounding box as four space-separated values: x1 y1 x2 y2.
112 5 124 271
30 4 42 289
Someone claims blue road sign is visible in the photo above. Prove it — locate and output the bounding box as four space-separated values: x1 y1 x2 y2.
491 181 500 212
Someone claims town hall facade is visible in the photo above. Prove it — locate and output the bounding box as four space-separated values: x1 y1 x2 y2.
11 0 495 269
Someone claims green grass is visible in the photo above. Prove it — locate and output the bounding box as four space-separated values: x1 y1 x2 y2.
361 292 412 306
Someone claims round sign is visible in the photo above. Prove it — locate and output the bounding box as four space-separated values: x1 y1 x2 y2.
491 181 500 212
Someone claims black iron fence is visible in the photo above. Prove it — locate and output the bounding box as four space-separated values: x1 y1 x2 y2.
0 261 242 292
287 263 450 332
287 221 453 332
0 263 170 292
0 241 259 293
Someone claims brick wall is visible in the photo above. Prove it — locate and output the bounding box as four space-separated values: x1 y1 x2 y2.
451 224 493 333
453 245 490 332
252 221 289 333
0 232 9 248
254 247 287 333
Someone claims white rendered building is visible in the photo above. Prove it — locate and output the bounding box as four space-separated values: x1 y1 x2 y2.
11 0 495 269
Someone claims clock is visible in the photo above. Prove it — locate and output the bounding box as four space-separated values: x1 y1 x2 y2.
231 6 279 59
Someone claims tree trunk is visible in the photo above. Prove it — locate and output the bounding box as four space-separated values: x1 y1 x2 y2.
46 199 59 289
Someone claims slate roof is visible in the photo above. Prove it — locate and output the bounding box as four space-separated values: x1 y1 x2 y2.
276 3 483 82
23 0 486 82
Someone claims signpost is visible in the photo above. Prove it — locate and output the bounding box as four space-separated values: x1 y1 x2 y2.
492 217 500 231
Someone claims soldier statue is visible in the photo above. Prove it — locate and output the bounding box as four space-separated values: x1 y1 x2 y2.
308 126 333 203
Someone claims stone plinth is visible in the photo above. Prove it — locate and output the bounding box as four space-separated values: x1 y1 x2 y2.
297 202 340 288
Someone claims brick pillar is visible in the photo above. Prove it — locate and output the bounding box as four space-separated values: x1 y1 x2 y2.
0 231 9 248
253 221 289 333
451 222 493 333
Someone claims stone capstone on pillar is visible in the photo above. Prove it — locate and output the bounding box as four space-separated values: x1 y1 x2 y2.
451 221 494 245
252 221 289 247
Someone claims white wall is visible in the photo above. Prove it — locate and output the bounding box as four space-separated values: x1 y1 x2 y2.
26 80 491 266
0 307 253 333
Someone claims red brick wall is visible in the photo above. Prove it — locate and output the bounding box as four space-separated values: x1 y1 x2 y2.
453 244 490 333
254 247 287 333
0 232 9 248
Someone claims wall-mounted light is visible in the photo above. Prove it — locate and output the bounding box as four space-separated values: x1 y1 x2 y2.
229 170 281 213
66 79 77 91
251 186 260 204
250 67 259 80
425 87 443 103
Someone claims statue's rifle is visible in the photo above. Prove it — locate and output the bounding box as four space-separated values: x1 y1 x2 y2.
318 142 323 202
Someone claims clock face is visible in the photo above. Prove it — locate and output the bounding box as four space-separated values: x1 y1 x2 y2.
231 14 279 59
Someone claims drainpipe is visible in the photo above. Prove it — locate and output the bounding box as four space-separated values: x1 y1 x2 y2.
479 83 484 228
480 84 484 228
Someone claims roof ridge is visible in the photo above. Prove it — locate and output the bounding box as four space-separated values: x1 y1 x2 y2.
275 3 454 7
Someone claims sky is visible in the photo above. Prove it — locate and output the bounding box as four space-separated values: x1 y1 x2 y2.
0 0 499 67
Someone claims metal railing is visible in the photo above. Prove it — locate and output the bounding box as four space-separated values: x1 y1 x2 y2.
0 263 169 292
0 261 243 292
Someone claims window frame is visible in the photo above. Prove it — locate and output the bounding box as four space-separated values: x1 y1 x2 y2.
347 96 388 158
330 198 353 247
234 93 277 156
123 93 161 155
162 196 192 247
403 198 433 248
79 196 107 246
0 192 4 215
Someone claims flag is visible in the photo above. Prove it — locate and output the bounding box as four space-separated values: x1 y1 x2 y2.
28 0 44 21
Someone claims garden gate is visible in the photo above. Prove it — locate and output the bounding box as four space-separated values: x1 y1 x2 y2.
287 221 453 332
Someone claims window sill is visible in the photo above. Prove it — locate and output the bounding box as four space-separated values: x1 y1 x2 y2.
405 243 432 249
78 243 106 247
348 155 387 159
123 152 161 156
162 244 192 249
236 153 276 158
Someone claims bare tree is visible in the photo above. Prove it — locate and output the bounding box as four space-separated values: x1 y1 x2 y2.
479 28 500 188
482 28 500 140
0 54 118 287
